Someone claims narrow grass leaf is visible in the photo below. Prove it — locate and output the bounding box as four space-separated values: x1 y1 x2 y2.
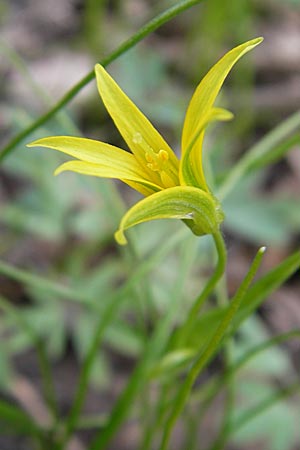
0 399 42 437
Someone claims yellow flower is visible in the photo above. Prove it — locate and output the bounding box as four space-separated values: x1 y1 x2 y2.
28 38 262 244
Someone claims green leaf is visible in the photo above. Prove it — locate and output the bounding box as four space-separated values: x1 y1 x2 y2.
149 348 196 379
233 249 300 330
0 399 42 437
184 250 300 348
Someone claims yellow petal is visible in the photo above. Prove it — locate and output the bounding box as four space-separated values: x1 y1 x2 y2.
115 185 224 245
124 180 156 197
180 108 233 189
28 136 145 175
54 160 162 195
182 38 263 154
95 64 179 187
181 38 263 190
27 136 162 195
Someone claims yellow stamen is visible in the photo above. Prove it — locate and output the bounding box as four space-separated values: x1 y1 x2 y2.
131 132 176 187
145 149 169 172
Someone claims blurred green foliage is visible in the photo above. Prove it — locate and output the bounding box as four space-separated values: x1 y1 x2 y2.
0 0 299 449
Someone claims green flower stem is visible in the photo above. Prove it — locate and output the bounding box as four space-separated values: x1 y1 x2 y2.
140 233 227 450
231 249 300 333
0 295 58 421
141 383 169 450
159 246 266 450
210 277 234 450
84 0 106 54
174 231 227 347
218 110 300 200
0 0 204 162
0 398 44 439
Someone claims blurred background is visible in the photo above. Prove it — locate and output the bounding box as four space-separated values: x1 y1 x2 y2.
1 0 300 449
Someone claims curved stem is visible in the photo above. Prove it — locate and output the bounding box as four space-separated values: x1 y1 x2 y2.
174 230 227 347
210 277 234 450
192 231 227 315
0 0 204 162
159 245 266 450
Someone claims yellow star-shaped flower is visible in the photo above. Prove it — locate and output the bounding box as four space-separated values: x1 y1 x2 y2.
28 38 262 244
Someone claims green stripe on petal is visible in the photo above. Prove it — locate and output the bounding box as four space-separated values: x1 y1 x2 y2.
28 135 162 194
115 186 224 245
124 180 158 197
180 107 233 190
181 37 263 157
54 160 162 195
95 64 179 187
182 38 262 152
27 136 149 178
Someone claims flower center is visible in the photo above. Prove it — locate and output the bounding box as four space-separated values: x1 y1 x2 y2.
145 148 169 172
132 132 176 188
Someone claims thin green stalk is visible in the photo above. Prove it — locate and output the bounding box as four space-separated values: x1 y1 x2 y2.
218 110 300 200
84 0 106 54
142 231 226 450
159 245 266 450
0 398 44 438
210 277 234 450
174 230 227 347
0 295 58 420
198 329 300 421
231 249 300 332
0 0 204 162
183 408 201 450
231 381 300 434
140 233 226 448
227 330 300 378
191 232 227 315
141 383 169 450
